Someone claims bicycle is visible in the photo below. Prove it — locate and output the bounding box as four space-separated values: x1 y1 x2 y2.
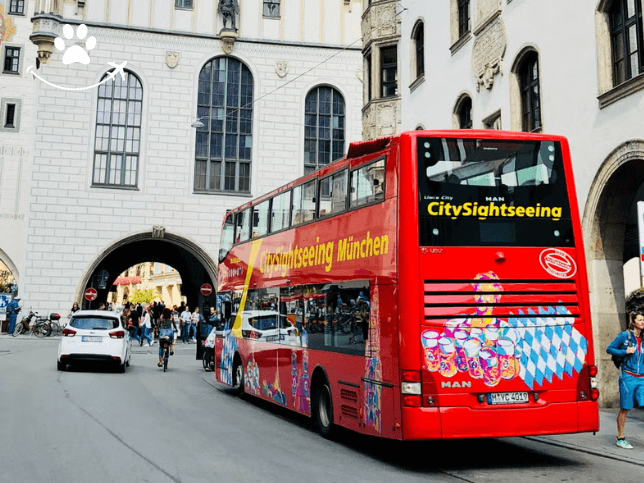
12 310 52 338
159 335 172 372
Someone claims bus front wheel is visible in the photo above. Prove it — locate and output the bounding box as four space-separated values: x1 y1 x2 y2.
233 357 244 396
313 383 334 438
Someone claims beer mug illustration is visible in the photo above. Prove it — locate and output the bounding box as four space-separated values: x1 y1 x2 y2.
453 330 470 373
444 319 460 338
484 325 500 347
479 348 501 387
497 338 516 380
505 328 522 373
439 337 458 378
470 327 485 344
464 338 483 379
421 329 441 372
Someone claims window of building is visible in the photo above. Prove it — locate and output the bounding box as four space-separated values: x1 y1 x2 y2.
365 53 373 101
518 51 542 132
92 70 143 187
304 86 345 174
1 98 21 133
414 22 425 79
175 0 192 8
4 104 16 128
3 47 20 74
483 110 502 130
610 0 643 85
263 0 280 17
9 0 25 14
381 46 398 98
456 96 472 129
195 57 253 193
458 0 470 38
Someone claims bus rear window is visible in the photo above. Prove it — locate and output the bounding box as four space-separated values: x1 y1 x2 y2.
417 138 574 247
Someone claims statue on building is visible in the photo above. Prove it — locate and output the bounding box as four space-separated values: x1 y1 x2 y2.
218 0 239 31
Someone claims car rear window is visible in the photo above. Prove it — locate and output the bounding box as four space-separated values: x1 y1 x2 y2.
70 317 119 330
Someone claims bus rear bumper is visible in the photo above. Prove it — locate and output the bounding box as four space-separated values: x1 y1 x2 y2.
401 401 599 440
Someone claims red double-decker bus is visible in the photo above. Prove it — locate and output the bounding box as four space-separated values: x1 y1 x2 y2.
214 130 599 440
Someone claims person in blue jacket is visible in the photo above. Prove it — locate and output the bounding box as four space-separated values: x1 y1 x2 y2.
607 311 644 449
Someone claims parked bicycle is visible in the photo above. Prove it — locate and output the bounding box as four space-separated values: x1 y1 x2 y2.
45 314 64 336
12 310 56 338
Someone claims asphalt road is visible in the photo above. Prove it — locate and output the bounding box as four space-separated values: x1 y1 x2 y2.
1 336 642 483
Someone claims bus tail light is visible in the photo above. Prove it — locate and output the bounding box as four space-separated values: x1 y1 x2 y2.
401 371 421 406
590 389 600 401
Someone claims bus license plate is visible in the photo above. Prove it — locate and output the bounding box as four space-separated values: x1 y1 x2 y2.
82 336 102 342
488 392 529 405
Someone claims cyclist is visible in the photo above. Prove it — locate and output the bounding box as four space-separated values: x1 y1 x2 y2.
157 307 177 367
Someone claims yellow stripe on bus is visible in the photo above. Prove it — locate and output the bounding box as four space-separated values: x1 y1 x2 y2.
231 239 263 337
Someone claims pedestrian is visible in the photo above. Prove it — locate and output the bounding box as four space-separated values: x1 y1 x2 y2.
99 302 106 310
68 301 80 317
141 307 154 346
7 297 20 335
129 307 142 343
190 307 202 343
180 305 192 344
607 311 644 449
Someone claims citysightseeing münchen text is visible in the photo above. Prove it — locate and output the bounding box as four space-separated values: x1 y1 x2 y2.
259 232 389 278
427 201 563 221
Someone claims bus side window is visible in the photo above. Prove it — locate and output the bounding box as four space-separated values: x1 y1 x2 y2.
219 213 235 263
270 190 291 233
319 169 347 218
301 180 316 223
350 159 385 208
236 208 250 243
253 199 270 237
291 185 303 226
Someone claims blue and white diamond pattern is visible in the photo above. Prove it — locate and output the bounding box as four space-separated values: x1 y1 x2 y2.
507 305 588 390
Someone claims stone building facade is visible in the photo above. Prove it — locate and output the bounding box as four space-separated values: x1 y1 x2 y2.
0 0 363 316
373 0 644 406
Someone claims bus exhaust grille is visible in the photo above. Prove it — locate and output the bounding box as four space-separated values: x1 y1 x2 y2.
423 279 580 321
340 388 358 403
341 405 359 419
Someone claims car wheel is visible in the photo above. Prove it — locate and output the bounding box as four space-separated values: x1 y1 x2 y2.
57 360 66 371
117 362 126 373
313 382 335 439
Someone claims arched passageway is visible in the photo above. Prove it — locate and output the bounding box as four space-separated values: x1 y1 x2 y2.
583 140 644 407
76 231 218 314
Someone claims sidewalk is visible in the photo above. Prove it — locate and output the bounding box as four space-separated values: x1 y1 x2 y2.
527 408 644 464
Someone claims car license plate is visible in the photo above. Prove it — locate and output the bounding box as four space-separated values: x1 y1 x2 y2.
487 391 529 405
82 336 102 342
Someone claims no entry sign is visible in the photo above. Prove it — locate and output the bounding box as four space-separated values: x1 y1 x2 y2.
200 283 213 296
84 288 98 301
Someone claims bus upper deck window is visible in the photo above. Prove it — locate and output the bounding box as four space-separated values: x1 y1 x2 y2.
219 214 235 263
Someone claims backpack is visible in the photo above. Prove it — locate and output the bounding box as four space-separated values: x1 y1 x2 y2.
612 331 636 369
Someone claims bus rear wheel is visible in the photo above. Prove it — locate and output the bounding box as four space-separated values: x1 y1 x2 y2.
313 382 334 438
233 357 244 396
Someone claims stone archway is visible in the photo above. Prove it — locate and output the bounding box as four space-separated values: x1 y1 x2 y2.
583 139 644 407
75 229 218 312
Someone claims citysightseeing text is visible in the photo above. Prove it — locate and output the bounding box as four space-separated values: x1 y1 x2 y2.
258 232 389 278
427 201 563 221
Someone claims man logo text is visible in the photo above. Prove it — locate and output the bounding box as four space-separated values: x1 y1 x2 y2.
441 381 472 388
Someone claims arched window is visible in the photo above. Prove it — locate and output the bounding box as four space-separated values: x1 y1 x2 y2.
93 70 142 187
304 86 345 174
609 0 643 85
518 51 541 132
413 21 424 79
456 95 472 129
195 57 253 193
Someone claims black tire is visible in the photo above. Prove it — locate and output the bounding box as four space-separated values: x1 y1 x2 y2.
41 323 52 338
117 362 126 373
49 321 60 336
163 349 169 372
34 324 46 338
313 383 335 438
232 358 244 396
12 322 23 337
57 360 66 371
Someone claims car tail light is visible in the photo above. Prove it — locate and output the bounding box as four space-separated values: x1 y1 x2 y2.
109 330 126 339
111 356 121 363
62 328 76 337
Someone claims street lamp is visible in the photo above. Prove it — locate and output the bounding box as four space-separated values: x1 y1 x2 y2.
191 116 209 128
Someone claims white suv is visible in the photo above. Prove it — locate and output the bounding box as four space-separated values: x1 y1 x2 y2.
240 310 297 342
57 310 132 372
